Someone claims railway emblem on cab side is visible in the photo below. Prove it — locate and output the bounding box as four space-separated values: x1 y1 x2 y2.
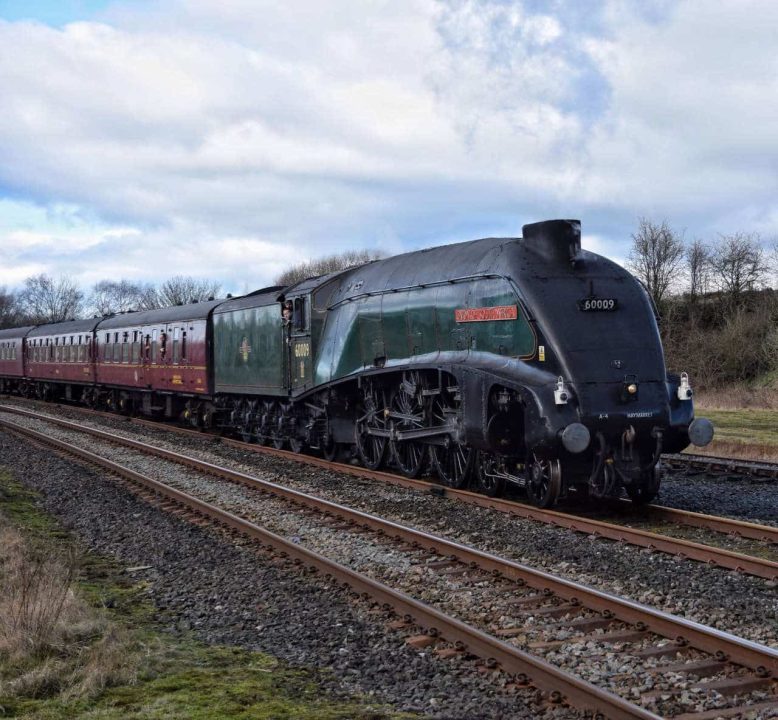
239 336 252 363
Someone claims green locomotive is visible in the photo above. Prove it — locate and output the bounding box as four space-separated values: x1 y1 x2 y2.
210 219 713 507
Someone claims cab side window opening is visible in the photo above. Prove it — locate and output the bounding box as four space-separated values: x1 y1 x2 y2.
293 298 306 331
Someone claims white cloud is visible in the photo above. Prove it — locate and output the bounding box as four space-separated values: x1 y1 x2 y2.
0 0 776 293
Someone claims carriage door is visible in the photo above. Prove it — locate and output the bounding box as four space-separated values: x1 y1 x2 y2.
288 296 311 392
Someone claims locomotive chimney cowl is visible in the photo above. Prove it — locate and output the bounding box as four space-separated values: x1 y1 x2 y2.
521 219 581 264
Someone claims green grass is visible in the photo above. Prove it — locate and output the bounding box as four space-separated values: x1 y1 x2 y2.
12 645 394 719
0 471 412 720
686 408 778 461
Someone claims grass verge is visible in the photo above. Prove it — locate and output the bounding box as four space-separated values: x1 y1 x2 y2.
682 408 778 462
0 469 409 719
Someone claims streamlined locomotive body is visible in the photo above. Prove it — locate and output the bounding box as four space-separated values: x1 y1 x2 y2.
0 219 713 507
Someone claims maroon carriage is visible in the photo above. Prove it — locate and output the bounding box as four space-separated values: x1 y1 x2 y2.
94 300 222 419
25 319 101 402
0 326 35 394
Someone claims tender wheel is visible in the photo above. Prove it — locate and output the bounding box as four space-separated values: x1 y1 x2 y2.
474 451 504 497
238 400 256 442
355 384 387 470
389 376 427 478
626 462 662 505
526 454 562 508
257 402 275 446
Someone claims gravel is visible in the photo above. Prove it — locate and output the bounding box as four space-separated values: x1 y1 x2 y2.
657 466 778 526
2 403 775 654
0 428 588 720
3 407 778 717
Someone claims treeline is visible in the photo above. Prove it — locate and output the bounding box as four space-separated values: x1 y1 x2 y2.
627 218 778 389
0 249 385 329
0 275 222 328
3 224 775 390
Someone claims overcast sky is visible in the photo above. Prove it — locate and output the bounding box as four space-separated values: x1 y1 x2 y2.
1 0 776 295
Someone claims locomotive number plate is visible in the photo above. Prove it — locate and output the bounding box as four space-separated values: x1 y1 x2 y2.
578 297 618 311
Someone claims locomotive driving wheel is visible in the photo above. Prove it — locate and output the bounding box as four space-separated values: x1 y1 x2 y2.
389 373 427 478
355 383 387 470
626 462 662 505
526 453 562 508
428 390 471 488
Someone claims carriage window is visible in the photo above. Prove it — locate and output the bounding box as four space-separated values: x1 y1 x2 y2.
181 330 187 362
12 342 15 361
122 332 129 363
172 327 180 363
131 331 140 363
152 329 159 362
160 330 168 361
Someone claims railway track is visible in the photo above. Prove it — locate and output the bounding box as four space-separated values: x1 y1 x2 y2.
1 402 776 581
1 412 777 719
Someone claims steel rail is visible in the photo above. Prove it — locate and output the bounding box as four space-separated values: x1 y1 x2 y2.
3 402 777 578
1 410 776 678
0 417 665 720
614 502 778 545
664 452 778 480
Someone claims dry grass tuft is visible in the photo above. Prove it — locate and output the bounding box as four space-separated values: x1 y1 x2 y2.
696 385 778 410
0 522 140 702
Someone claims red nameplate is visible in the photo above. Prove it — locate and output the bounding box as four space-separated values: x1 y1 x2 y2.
454 305 518 323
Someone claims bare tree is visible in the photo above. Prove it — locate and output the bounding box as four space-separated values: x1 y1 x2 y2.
686 238 711 301
88 279 150 316
275 249 386 287
0 287 23 329
710 232 768 298
17 274 84 324
627 218 685 308
144 276 222 308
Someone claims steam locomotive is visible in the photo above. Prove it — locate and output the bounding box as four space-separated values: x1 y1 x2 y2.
0 219 713 507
